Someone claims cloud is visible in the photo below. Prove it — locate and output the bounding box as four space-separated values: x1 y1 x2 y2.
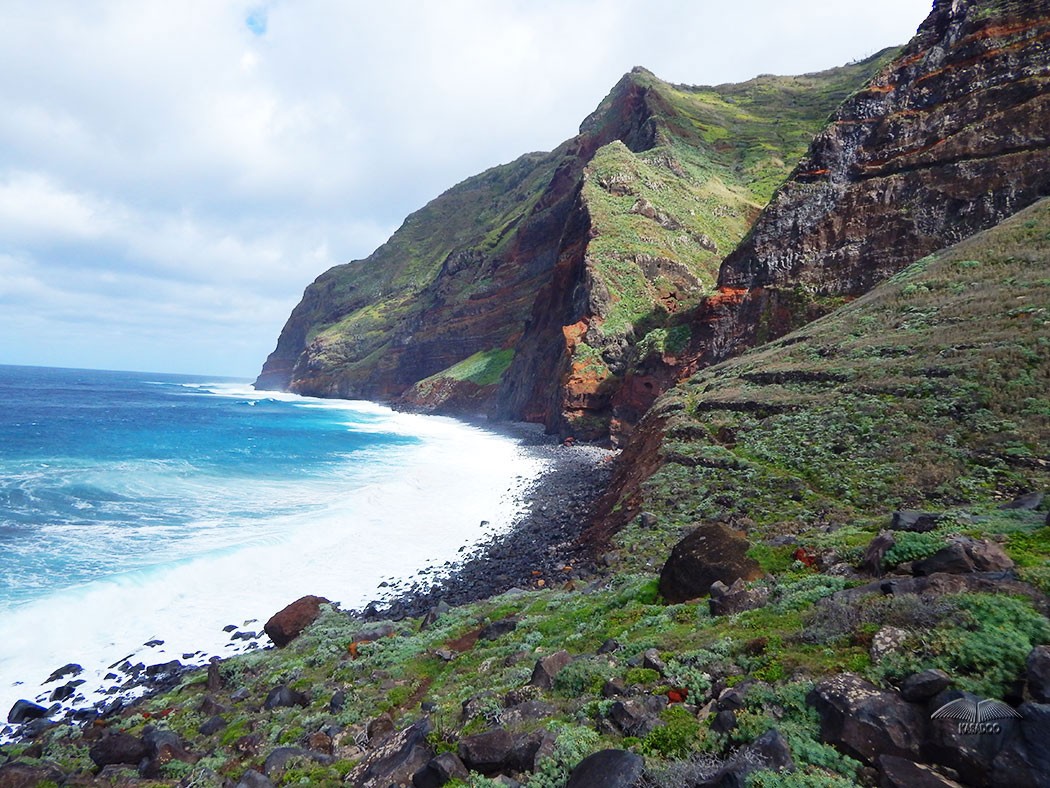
0 0 934 376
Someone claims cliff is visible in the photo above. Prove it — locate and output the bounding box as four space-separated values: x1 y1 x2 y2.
256 57 894 442
707 0 1050 357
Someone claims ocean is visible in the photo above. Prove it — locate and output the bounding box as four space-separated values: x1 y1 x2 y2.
0 364 545 721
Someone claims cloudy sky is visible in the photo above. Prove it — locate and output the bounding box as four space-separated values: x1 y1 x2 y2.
0 0 933 378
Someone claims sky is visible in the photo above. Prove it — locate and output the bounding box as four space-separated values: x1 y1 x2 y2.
0 0 934 378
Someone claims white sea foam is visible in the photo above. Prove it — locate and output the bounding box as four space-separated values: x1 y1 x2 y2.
0 393 547 732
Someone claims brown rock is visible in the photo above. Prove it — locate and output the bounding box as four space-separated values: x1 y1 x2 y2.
877 755 964 788
808 673 924 765
529 650 572 689
658 522 763 604
264 595 329 648
346 719 434 788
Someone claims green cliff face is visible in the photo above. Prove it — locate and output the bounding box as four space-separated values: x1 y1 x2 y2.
256 56 894 442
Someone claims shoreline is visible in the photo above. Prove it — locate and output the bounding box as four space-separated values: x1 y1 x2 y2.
355 420 617 620
1 417 617 742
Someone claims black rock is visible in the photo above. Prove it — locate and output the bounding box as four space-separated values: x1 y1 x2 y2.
1027 645 1050 704
199 715 228 736
330 689 347 713
89 732 149 767
346 719 434 787
877 755 963 787
479 617 518 641
901 669 952 703
263 685 309 710
7 700 48 725
999 492 1044 510
44 663 83 684
235 769 275 788
413 751 469 788
458 728 515 775
49 683 77 703
808 673 923 765
710 709 737 733
565 749 644 788
597 638 620 654
145 659 182 677
989 701 1050 787
891 510 943 532
529 650 572 689
658 522 762 603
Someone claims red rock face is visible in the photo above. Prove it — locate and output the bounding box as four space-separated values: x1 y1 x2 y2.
710 0 1050 358
263 595 329 648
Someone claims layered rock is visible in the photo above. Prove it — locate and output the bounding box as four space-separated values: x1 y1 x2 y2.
711 0 1050 358
257 59 891 442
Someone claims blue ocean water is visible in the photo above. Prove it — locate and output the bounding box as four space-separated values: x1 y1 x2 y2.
0 364 543 718
0 365 418 605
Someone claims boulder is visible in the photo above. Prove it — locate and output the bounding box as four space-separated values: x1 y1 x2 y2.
698 728 794 787
139 728 197 778
808 673 924 765
263 685 310 710
346 719 434 788
913 543 975 575
367 713 396 742
413 752 469 788
877 755 964 787
658 522 763 604
565 749 644 788
49 682 77 702
44 663 83 684
529 650 572 689
264 595 329 647
89 732 149 768
999 492 1045 510
900 670 952 703
913 538 1015 576
419 600 451 631
199 715 228 736
206 658 224 691
458 728 514 775
870 626 911 663
1027 645 1050 703
860 532 896 576
891 511 943 532
0 761 66 788
989 702 1050 787
921 690 1015 781
479 618 518 641
642 648 668 676
6 700 47 725
609 698 666 736
709 578 770 615
235 770 275 788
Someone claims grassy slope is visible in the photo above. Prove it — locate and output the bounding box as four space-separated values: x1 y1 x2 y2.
279 53 896 408
15 208 1050 788
294 149 562 381
565 53 898 433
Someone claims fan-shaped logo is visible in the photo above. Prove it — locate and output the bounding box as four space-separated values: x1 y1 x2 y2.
931 696 1022 735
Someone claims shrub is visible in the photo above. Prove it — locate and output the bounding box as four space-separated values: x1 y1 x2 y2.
639 706 703 759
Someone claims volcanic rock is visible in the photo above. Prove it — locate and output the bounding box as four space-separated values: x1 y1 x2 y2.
264 595 329 647
658 522 763 603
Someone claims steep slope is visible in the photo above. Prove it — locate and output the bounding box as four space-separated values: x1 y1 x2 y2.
256 57 893 437
591 195 1050 548
704 0 1050 361
18 203 1050 788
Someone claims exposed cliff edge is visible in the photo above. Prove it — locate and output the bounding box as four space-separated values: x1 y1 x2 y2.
256 57 894 441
